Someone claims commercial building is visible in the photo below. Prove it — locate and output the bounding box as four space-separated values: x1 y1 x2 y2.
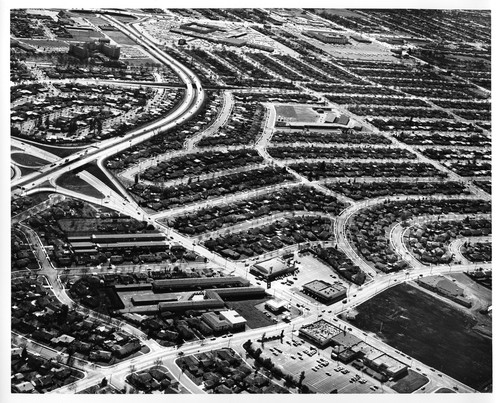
201 311 232 332
265 299 288 313
250 257 296 281
302 280 347 304
220 310 247 332
201 310 247 333
299 319 341 347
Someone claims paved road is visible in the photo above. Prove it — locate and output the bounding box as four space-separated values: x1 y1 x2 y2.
11 10 492 395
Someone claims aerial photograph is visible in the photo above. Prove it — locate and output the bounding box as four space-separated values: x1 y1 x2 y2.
8 4 492 397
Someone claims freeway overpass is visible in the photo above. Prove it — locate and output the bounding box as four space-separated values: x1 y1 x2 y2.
11 14 204 195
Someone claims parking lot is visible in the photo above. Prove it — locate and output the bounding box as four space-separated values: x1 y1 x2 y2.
268 253 352 300
254 335 390 394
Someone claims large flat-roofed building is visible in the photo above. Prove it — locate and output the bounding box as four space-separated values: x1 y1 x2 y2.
152 276 250 292
299 319 342 347
131 293 178 306
370 354 408 379
201 312 232 332
92 233 166 243
220 310 247 331
211 286 266 299
158 294 225 313
302 280 347 304
69 232 167 252
202 310 247 333
250 257 295 281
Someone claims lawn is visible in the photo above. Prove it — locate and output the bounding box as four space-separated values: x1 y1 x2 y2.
83 162 124 197
26 142 86 158
104 30 139 46
390 369 428 393
349 283 492 391
56 170 104 199
67 28 105 41
22 39 70 49
275 105 319 123
11 152 49 167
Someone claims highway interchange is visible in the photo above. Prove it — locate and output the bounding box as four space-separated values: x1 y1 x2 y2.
10 10 492 395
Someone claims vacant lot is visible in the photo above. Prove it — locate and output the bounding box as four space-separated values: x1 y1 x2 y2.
349 283 492 391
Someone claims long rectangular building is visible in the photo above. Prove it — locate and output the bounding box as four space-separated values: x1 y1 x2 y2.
152 276 250 292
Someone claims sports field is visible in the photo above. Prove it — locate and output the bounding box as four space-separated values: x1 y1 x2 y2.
349 283 492 391
275 105 320 123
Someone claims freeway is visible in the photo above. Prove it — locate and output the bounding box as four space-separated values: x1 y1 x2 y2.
11 14 204 194
11 11 493 395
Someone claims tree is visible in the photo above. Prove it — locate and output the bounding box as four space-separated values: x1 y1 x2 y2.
58 304 69 324
21 346 28 361
299 371 306 386
100 377 108 387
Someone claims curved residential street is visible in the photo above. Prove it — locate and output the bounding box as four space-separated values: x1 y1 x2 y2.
10 8 492 397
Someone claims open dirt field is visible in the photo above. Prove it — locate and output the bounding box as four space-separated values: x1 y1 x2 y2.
349 283 492 391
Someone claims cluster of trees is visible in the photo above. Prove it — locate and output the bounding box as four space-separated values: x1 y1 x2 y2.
243 340 312 393
461 241 491 263
349 199 491 272
406 218 491 265
325 180 468 200
141 149 263 182
130 166 295 211
394 131 489 146
315 245 366 285
268 145 416 160
204 216 333 259
271 130 391 145
369 117 481 132
289 161 446 181
170 186 348 236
